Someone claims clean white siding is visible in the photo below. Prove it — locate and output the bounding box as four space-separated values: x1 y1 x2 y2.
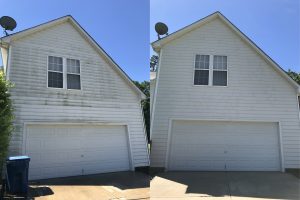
8 22 149 167
151 18 300 169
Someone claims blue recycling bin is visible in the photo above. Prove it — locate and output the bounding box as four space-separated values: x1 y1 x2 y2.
6 156 30 195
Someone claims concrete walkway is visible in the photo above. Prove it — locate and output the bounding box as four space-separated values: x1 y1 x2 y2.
150 172 300 200
29 171 150 200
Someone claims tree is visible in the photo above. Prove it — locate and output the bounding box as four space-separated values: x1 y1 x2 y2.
0 71 13 178
133 81 150 142
287 69 300 85
150 55 159 72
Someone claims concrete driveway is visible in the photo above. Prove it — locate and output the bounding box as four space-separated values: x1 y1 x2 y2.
150 172 300 200
28 171 149 200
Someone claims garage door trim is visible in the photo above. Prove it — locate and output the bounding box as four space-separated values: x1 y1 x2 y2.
165 118 284 172
22 121 134 171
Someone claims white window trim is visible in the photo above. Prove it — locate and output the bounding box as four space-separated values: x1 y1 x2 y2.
212 55 228 87
47 56 82 91
193 54 228 87
193 54 210 86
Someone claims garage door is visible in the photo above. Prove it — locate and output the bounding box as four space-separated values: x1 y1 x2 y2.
168 121 281 171
25 124 131 180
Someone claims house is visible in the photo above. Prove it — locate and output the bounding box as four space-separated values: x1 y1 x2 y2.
150 12 300 172
0 15 149 180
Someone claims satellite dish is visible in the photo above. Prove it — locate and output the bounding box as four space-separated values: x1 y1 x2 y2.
155 22 168 39
0 16 17 36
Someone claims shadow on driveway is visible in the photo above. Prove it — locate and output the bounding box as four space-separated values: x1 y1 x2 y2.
28 186 54 198
151 171 300 199
29 171 150 200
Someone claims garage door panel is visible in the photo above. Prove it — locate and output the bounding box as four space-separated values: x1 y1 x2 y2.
44 139 82 150
25 124 131 180
29 150 83 167
226 159 280 171
83 161 130 175
226 145 279 158
169 121 281 171
26 139 42 150
172 145 226 157
171 160 226 171
81 150 129 162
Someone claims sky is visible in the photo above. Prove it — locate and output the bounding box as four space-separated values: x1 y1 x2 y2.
0 0 299 81
151 0 300 72
0 0 150 81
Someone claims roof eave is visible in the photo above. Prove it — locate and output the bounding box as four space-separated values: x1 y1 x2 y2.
151 11 220 51
1 15 71 43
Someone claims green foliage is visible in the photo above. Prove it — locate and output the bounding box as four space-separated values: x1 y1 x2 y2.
0 71 13 175
150 55 159 72
287 69 300 85
133 81 150 142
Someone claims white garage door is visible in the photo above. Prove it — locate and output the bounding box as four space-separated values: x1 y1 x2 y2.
25 124 131 180
168 121 281 171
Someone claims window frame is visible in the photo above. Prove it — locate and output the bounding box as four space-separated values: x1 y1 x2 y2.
193 54 228 87
212 55 228 86
66 58 81 90
193 54 210 86
47 56 64 89
47 56 82 91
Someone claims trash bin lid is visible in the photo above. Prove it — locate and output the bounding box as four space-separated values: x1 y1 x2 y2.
7 156 30 161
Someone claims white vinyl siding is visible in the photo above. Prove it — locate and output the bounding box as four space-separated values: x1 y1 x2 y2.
151 18 300 169
8 22 149 167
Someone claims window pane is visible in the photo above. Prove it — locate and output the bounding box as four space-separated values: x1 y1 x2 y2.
48 56 63 72
213 55 227 70
195 55 209 69
67 74 81 89
67 58 80 74
194 70 209 85
48 72 63 88
213 71 227 86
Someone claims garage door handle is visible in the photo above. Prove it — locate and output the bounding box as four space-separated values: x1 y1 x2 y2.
81 155 84 157
224 151 227 153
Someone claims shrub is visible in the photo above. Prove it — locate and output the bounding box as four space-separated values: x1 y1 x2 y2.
0 70 13 178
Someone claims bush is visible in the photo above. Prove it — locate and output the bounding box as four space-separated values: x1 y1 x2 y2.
133 81 150 142
0 71 13 178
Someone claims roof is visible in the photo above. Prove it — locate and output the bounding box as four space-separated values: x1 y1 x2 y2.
0 15 146 99
151 12 300 93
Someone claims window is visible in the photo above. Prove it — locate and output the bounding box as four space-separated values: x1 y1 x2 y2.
213 56 227 86
67 59 81 89
48 56 81 90
194 55 209 85
48 56 63 88
193 55 228 86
